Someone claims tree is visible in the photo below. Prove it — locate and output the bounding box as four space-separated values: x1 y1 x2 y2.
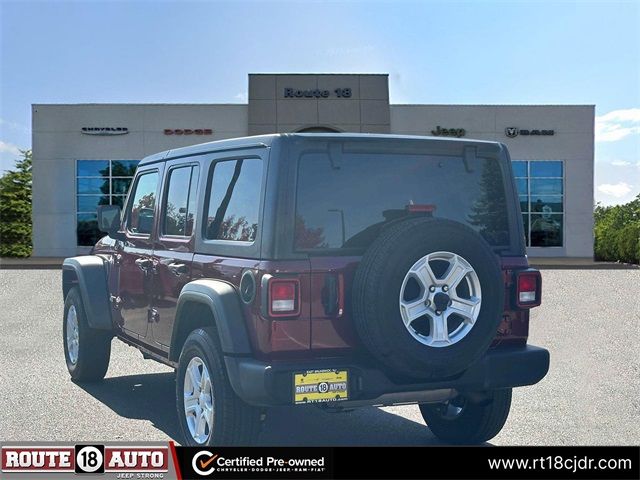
0 149 32 257
594 194 640 264
468 159 510 245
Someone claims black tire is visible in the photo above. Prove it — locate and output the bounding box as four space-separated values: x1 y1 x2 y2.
352 218 504 379
420 389 512 444
176 327 261 446
63 286 112 382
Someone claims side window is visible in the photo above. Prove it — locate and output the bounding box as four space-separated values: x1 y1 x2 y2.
204 158 262 242
127 171 159 235
163 165 200 237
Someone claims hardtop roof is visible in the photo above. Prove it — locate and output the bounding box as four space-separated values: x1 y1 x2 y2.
138 133 504 166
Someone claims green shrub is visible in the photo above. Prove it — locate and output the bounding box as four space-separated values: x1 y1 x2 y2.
616 223 640 264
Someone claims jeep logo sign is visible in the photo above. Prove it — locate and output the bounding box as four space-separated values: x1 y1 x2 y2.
431 126 466 138
505 127 554 137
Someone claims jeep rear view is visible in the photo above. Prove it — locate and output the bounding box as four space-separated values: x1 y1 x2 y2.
62 133 549 446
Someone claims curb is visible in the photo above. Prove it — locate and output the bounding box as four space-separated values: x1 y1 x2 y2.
531 263 639 270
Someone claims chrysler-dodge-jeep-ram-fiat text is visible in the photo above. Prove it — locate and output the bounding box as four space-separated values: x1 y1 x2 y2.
62 133 549 445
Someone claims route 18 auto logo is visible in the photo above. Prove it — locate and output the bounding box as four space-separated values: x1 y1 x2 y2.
1 445 169 476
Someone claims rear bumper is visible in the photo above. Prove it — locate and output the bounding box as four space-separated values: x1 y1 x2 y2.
225 345 550 407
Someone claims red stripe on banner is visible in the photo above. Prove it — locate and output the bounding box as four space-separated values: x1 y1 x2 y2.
169 441 182 480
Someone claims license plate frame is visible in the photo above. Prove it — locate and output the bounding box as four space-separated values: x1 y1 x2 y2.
293 369 349 404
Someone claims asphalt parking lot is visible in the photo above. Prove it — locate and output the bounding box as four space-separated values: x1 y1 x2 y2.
0 268 638 445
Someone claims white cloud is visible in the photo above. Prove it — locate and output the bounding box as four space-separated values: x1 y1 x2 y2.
0 140 21 156
610 159 632 166
0 118 29 134
595 108 640 142
234 92 248 102
597 182 633 198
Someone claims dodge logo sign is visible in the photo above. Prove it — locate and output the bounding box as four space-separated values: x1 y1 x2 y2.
164 129 213 135
505 127 554 137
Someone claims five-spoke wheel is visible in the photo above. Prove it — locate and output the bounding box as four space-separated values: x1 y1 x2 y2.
400 251 481 347
183 357 214 444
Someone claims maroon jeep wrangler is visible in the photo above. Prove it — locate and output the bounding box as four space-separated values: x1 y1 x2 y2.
62 133 549 445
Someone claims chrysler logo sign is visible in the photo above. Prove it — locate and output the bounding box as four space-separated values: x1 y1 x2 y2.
505 127 554 138
81 127 128 135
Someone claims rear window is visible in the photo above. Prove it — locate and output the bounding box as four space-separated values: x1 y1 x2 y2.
295 150 510 251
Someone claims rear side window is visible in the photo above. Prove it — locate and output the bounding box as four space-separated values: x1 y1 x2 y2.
127 171 159 235
204 158 262 242
163 165 200 237
295 150 510 251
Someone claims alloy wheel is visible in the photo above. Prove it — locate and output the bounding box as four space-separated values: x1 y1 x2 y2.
399 251 482 347
183 356 214 444
66 305 80 364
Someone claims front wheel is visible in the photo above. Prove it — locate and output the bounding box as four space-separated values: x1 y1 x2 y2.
63 286 112 382
420 389 512 444
176 327 261 446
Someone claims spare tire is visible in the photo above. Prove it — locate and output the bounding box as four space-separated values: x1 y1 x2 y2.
352 218 504 379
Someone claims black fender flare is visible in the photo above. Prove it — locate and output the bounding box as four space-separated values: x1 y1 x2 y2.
62 256 113 330
169 279 252 361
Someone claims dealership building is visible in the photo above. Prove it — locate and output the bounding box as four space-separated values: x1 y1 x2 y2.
32 73 594 258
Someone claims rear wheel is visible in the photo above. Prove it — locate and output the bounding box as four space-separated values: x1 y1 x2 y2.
420 389 512 444
63 286 112 382
176 327 261 446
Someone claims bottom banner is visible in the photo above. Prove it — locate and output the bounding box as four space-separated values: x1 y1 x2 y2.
173 445 639 480
1 443 637 479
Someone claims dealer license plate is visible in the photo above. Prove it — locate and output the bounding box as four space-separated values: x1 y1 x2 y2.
293 369 349 404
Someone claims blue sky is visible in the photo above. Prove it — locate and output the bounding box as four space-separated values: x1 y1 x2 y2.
1 0 638 205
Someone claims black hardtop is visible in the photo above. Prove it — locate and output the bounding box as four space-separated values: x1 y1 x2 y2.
137 133 506 167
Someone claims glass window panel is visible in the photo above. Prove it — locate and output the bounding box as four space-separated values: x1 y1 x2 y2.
530 178 563 195
519 195 529 212
111 195 126 208
77 160 109 177
77 213 100 246
112 178 133 195
77 177 109 195
77 195 109 213
515 178 528 195
530 161 562 178
512 161 527 177
205 159 262 242
296 151 511 249
127 172 159 235
163 167 192 236
522 214 529 247
530 195 563 213
531 213 563 247
111 160 139 177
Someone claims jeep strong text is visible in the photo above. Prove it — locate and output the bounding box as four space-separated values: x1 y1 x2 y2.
62 133 550 445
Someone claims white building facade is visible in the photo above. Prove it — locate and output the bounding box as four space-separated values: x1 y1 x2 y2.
32 73 594 258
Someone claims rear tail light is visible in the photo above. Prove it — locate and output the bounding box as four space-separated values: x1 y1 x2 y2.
268 278 300 317
515 269 542 308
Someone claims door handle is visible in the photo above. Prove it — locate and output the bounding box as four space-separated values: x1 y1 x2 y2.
168 263 188 276
135 258 153 271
